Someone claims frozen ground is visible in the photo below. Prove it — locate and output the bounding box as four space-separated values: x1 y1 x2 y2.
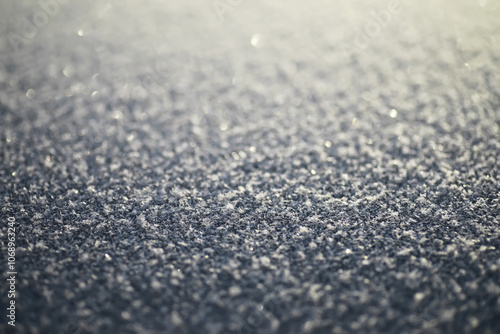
1 0 499 333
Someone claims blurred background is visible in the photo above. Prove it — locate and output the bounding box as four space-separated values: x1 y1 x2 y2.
1 0 499 159
1 0 499 116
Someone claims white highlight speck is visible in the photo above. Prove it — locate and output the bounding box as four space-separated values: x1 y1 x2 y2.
113 110 123 119
229 286 242 296
251 34 264 48
26 89 35 99
63 66 74 78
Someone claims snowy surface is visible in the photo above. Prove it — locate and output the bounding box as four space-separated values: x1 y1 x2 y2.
1 0 499 333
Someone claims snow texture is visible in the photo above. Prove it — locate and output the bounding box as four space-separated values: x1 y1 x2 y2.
0 0 499 333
